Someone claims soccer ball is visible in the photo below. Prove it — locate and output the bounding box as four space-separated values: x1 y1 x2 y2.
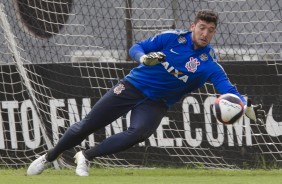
214 93 244 124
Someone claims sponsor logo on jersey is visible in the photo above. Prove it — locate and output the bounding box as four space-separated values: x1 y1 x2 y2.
185 57 200 73
162 62 188 82
177 36 187 44
113 83 125 95
200 53 208 61
170 48 179 55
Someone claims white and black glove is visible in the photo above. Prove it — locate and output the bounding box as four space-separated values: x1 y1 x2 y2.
140 52 166 66
245 98 266 123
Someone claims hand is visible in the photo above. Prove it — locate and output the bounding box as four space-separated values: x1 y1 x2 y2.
140 52 166 66
244 98 266 123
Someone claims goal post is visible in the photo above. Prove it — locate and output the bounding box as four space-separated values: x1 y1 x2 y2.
0 0 281 169
0 2 63 169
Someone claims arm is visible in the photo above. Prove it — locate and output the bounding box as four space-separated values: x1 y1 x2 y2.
129 31 176 64
129 44 146 63
129 44 165 66
210 63 265 122
209 63 246 105
129 34 165 63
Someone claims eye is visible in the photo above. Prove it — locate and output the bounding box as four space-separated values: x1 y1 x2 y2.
209 29 215 33
205 27 215 33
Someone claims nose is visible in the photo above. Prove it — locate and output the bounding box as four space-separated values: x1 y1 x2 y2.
202 29 208 37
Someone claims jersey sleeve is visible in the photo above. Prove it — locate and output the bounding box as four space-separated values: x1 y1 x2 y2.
129 31 176 62
209 62 247 105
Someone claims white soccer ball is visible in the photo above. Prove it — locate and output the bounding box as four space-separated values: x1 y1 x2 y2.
214 93 244 124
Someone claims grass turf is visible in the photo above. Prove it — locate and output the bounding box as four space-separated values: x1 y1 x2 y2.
1 168 282 184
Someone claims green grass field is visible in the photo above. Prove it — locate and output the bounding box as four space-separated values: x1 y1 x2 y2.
1 168 282 184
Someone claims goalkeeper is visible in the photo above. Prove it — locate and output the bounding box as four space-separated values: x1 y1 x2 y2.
27 9 265 176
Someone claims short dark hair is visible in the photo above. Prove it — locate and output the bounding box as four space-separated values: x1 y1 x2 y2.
194 9 219 27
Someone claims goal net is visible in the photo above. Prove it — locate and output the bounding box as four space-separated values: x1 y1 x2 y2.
0 0 281 169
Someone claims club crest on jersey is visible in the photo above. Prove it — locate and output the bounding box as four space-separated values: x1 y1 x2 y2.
114 83 125 95
200 53 208 61
177 36 187 44
186 57 200 73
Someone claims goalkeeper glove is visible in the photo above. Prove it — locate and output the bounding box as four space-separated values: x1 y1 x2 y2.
140 52 166 66
245 98 266 123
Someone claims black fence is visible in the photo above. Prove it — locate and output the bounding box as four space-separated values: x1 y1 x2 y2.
0 61 281 168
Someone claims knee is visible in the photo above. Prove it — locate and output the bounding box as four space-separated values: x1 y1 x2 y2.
68 120 91 135
126 126 153 142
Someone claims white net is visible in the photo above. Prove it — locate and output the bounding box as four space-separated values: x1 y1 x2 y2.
0 0 281 168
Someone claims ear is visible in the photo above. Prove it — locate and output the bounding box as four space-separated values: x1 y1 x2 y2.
190 23 195 31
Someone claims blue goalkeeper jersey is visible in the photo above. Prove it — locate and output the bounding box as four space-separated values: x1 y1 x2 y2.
125 30 246 107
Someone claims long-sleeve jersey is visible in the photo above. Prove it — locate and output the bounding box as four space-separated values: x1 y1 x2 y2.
125 30 246 107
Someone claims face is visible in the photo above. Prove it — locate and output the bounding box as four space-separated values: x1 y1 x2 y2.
191 20 216 49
